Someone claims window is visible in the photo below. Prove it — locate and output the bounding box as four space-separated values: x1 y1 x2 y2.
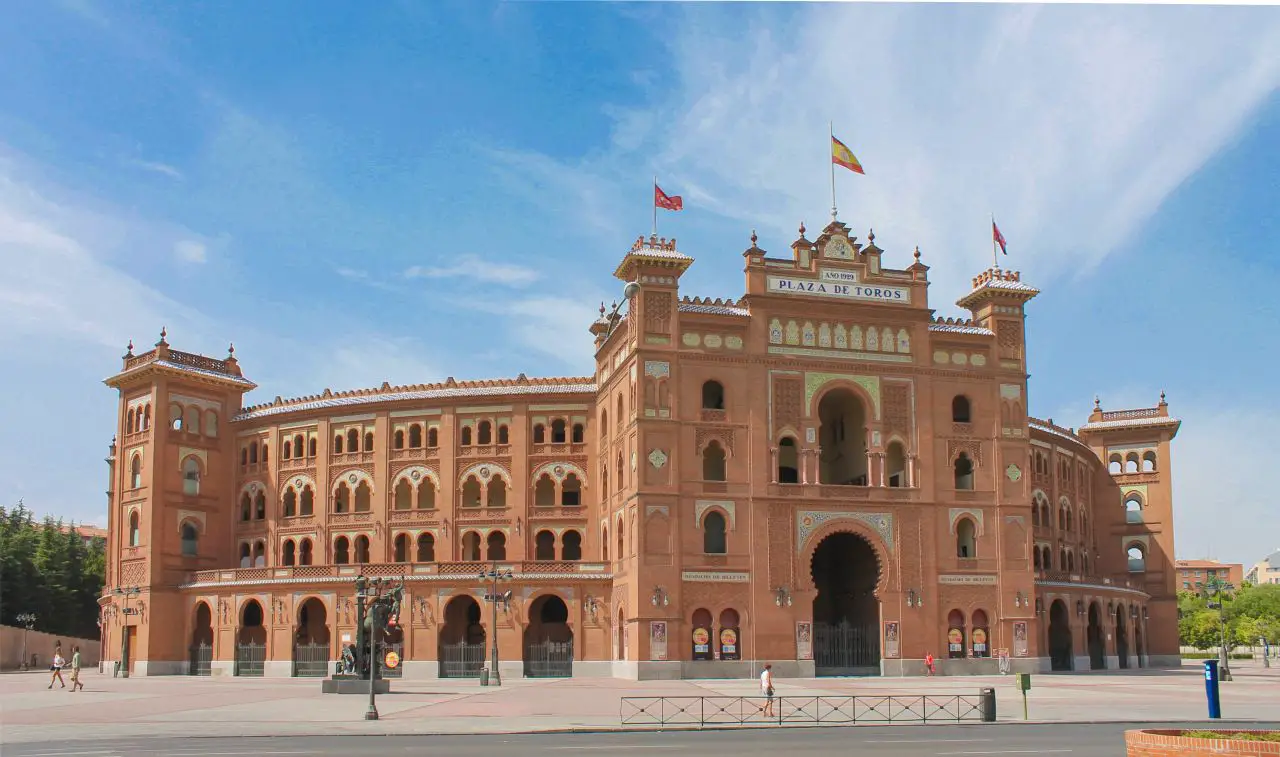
306 437 316 457
1124 453 1139 474
702 440 727 481
478 421 492 445
394 479 412 510
1127 545 1146 572
778 437 799 484
535 530 556 560
182 458 201 496
169 404 183 431
254 492 266 520
561 530 582 561
364 432 374 451
885 441 907 487
701 380 725 410
461 426 472 445
462 532 481 561
240 543 251 568
703 511 727 554
953 453 974 490
300 486 314 516
952 395 971 423
299 538 313 565
551 419 567 443
334 536 350 565
283 440 292 459
1142 451 1157 472
486 532 506 561
241 494 252 522
394 534 409 563
334 482 350 513
283 488 297 517
461 476 482 508
347 429 358 452
417 481 436 510
130 456 142 489
394 429 405 449
562 474 581 506
417 533 435 562
533 424 546 443
427 428 438 447
956 517 976 558
571 423 584 444
249 443 259 464
1124 496 1143 524
333 434 344 454
488 477 507 507
534 474 556 507
408 424 421 448
128 511 140 547
354 535 370 564
181 523 199 557
497 425 509 444
354 481 371 512
282 540 296 566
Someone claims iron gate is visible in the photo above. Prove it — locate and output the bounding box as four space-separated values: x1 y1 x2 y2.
438 641 484 678
189 643 212 676
380 642 404 679
293 642 330 677
814 621 880 676
524 640 573 678
234 642 266 677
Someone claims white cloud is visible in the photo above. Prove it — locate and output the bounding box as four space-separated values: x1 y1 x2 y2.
174 239 207 263
404 253 540 287
131 159 184 180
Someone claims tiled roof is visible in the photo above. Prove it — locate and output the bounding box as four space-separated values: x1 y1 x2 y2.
1079 416 1181 431
678 301 750 317
977 278 1040 294
928 323 994 336
106 359 256 388
236 379 596 422
1027 418 1090 448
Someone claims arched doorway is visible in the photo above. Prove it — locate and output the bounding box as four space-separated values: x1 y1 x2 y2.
1135 616 1145 668
524 595 573 677
439 595 484 678
1087 602 1106 670
811 532 880 675
1048 599 1074 671
235 600 266 677
293 598 330 677
189 602 213 676
1115 606 1130 669
817 390 868 485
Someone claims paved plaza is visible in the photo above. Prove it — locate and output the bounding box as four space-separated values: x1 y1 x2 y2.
1 661 1276 746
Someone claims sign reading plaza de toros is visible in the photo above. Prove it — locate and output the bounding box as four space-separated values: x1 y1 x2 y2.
766 269 911 303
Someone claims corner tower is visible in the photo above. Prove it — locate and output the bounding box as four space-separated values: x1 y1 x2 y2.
102 330 256 675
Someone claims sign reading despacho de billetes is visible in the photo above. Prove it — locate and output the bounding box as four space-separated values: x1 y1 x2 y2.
767 274 911 303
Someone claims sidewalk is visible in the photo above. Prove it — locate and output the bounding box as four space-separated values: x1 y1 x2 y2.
2 662 1276 745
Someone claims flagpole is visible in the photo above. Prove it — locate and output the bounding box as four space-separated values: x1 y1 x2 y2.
653 176 658 238
829 122 838 221
991 214 998 269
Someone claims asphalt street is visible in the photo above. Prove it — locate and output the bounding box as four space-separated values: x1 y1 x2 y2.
8 722 1279 757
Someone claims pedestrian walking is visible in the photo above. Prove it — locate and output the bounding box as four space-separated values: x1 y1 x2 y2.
760 663 775 718
925 652 936 676
69 646 84 691
48 649 66 689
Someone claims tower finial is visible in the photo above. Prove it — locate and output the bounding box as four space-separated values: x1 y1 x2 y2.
1093 395 1101 411
228 342 235 357
156 327 168 348
798 221 806 237
913 246 921 262
867 228 875 244
1159 390 1167 405
750 229 758 246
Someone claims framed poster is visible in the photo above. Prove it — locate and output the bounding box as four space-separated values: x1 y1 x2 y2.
796 621 813 660
971 627 989 658
884 621 900 659
720 627 741 661
692 626 713 660
948 627 965 658
1013 621 1029 657
650 621 668 661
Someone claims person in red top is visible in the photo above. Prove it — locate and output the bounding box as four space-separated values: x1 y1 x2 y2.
925 652 936 676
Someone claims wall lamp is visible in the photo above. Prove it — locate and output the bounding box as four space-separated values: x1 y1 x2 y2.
774 587 793 607
906 589 923 609
1014 591 1027 609
650 586 670 607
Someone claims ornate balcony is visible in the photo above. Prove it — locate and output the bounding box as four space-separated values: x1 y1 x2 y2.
184 560 612 587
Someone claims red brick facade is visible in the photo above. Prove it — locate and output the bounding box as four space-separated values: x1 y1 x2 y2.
1126 730 1280 757
100 223 1182 678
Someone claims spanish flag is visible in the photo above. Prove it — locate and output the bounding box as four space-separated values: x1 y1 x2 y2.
831 135 864 175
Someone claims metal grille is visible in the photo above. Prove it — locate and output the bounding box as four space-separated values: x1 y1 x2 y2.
234 642 266 677
380 642 404 679
189 643 212 676
438 641 484 678
293 642 330 677
621 694 987 727
524 640 573 678
814 621 880 675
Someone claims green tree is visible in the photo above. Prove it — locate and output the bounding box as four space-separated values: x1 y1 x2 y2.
0 504 105 639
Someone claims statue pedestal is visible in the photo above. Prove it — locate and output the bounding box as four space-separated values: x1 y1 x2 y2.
321 675 391 694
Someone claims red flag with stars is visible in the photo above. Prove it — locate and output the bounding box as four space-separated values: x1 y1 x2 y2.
654 184 683 211
992 219 1008 255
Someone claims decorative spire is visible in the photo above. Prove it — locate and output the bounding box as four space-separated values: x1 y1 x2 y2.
798 221 806 237
1093 395 1101 411
227 342 235 357
913 246 921 262
156 327 168 348
1159 390 1167 405
751 229 758 246
867 228 875 245
124 340 134 358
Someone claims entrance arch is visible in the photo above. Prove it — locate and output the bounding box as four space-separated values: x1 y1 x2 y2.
439 595 484 678
811 531 881 675
1115 606 1130 669
817 389 869 485
293 597 330 677
235 599 266 677
1048 599 1074 671
1087 602 1106 670
524 594 573 677
189 602 213 676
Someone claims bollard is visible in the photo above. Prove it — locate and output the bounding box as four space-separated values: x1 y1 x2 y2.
480 668 490 686
1203 659 1221 719
979 687 997 722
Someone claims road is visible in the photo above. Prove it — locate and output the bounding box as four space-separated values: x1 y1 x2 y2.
8 722 1278 757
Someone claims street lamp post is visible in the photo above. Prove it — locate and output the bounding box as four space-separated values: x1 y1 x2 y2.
114 586 141 678
16 613 37 671
478 562 513 686
1204 575 1234 682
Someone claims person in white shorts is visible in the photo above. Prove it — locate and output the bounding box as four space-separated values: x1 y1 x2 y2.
760 663 775 717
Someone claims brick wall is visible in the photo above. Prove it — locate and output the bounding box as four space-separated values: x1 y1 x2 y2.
1126 729 1280 757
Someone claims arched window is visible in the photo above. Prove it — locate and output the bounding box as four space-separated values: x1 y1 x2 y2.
282 539 296 566
394 533 409 563
128 511 140 547
701 380 725 410
952 395 971 423
408 424 421 448
885 441 907 487
486 532 506 561
130 455 143 489
1142 451 1157 472
182 458 202 496
283 440 292 459
535 474 556 507
616 521 624 561
283 487 297 517
970 609 990 658
1124 496 1143 524
562 530 582 561
354 481 371 512
417 533 435 562
1041 545 1052 570
240 542 251 568
947 608 966 658
1031 500 1040 527
562 474 581 506
394 479 412 510
169 404 183 431
354 535 370 564
778 437 799 483
571 423 584 444
186 407 200 434
956 517 977 558
616 452 624 491
1066 550 1075 572
600 410 608 440
601 465 609 495
535 530 556 560
1124 453 1139 474
254 492 266 520
394 429 405 449
497 425 509 444
240 494 252 522
551 419 567 444
300 486 314 516
461 426 473 446
702 511 727 554
305 436 315 457
478 421 492 445
1127 544 1146 572
601 526 609 562
427 428 438 448
953 453 974 490
461 476 482 508
253 540 265 567
250 442 259 464
334 536 350 565
702 440 727 481
299 538 313 565
417 480 436 510
488 477 508 507
533 424 546 443
333 434 344 454
346 429 358 452
462 531 481 561
1034 547 1042 569
364 431 374 451
240 447 249 466
181 522 199 557
334 482 350 513
128 409 136 433
203 411 218 437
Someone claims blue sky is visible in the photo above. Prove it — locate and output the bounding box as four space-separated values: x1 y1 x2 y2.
2 2 1277 566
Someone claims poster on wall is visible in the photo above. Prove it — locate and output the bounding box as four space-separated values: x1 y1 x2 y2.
650 621 668 661
692 626 713 660
971 627 989 657
720 627 741 661
1013 621 1029 657
884 621 900 659
948 627 965 658
796 621 813 660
